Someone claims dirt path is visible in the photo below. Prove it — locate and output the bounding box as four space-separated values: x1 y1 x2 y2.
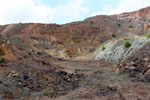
41 60 128 100
44 59 150 100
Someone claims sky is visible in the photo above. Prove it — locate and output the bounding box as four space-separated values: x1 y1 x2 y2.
0 0 149 25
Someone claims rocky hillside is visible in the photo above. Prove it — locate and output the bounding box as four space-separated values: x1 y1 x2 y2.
94 38 150 63
0 7 150 47
0 8 150 62
0 7 150 100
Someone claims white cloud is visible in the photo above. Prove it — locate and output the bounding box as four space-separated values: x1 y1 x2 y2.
1 0 149 25
0 0 88 25
91 0 150 16
110 0 150 14
0 0 49 24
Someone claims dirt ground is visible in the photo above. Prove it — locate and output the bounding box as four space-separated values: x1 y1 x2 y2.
0 35 150 100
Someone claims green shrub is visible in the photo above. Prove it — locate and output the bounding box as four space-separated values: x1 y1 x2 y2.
0 56 6 63
117 24 121 27
94 69 103 74
146 32 150 38
124 40 131 47
75 68 81 72
101 45 106 51
30 36 36 39
124 38 128 41
112 34 116 37
7 34 10 38
128 25 133 28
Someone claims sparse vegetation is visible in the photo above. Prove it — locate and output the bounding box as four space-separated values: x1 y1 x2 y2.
75 68 80 72
112 34 116 37
128 25 133 28
146 32 150 38
94 69 103 74
30 36 35 39
117 24 121 27
101 45 106 51
124 38 128 41
7 34 10 38
124 39 131 47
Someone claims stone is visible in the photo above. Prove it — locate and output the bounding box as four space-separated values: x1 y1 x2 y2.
0 80 3 84
144 57 149 61
128 66 136 70
23 75 29 80
114 68 120 75
145 69 150 81
2 87 22 99
43 75 52 81
8 70 20 77
12 72 19 77
107 85 117 91
44 85 56 98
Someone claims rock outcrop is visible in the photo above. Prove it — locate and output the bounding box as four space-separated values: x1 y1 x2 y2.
95 38 150 63
117 42 150 82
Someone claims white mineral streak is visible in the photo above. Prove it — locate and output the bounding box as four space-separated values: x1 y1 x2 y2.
95 38 150 63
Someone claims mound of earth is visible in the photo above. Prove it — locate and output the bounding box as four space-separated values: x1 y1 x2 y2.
118 42 150 82
0 37 84 99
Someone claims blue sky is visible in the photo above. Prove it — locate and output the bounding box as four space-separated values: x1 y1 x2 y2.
36 0 119 23
0 0 149 25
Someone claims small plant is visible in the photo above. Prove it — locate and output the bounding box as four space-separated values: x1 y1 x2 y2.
0 56 6 63
124 39 131 48
101 45 106 51
117 24 121 27
146 32 150 38
128 25 133 28
112 34 116 37
94 69 103 74
75 68 80 72
124 38 128 41
7 34 10 38
30 36 35 39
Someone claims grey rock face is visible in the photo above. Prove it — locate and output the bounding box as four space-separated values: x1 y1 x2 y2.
95 38 150 63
